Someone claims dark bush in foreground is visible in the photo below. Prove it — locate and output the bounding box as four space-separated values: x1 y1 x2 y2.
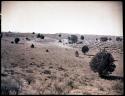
82 45 89 54
89 49 116 77
1 78 21 95
14 38 20 44
75 51 79 57
100 37 108 42
31 44 34 48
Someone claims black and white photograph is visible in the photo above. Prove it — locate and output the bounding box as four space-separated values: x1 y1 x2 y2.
1 1 123 95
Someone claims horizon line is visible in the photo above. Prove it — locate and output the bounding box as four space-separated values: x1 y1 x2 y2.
1 31 123 37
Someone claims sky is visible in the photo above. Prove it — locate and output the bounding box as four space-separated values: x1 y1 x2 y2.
1 1 123 36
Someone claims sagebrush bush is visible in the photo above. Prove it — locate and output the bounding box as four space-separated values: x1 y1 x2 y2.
11 41 14 44
89 49 116 77
58 34 61 37
80 35 84 40
75 51 79 57
46 49 49 52
59 40 62 43
14 38 20 44
31 44 34 48
1 78 21 95
40 34 44 39
82 45 89 54
26 37 30 41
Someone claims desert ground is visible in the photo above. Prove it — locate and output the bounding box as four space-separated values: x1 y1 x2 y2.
1 32 123 95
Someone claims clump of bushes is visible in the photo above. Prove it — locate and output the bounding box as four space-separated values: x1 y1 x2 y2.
109 38 112 41
37 33 44 39
59 40 62 43
116 37 122 41
1 77 21 95
75 51 79 57
40 34 44 39
89 49 116 77
14 38 20 44
31 44 34 48
82 45 89 55
68 35 78 44
100 37 108 42
11 41 14 44
26 37 30 41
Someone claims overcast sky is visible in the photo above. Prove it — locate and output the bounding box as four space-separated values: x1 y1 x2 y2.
1 1 123 36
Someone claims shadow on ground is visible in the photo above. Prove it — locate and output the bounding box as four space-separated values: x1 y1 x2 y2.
100 75 124 81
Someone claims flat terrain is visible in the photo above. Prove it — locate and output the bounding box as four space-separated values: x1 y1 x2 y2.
1 32 123 95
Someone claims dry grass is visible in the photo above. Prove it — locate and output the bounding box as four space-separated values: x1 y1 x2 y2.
1 32 123 95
